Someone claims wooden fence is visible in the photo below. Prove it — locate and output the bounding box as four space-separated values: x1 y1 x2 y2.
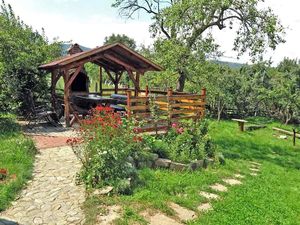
126 88 206 133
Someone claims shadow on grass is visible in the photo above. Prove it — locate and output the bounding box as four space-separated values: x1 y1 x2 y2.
0 116 20 138
216 136 300 170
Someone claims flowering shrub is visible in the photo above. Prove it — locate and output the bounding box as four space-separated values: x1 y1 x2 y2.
163 119 215 163
68 106 144 193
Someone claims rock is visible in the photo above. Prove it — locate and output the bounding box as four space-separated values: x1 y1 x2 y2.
155 158 171 168
189 160 204 171
126 156 135 167
149 153 159 161
93 186 114 195
169 162 188 171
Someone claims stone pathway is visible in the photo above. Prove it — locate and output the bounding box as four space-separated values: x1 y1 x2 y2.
130 161 262 225
0 128 85 225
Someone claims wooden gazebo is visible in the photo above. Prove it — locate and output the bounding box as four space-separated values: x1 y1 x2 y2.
39 43 163 127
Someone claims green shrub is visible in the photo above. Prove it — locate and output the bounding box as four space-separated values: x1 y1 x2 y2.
160 119 216 163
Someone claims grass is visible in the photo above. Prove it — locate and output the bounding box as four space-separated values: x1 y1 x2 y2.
0 114 36 211
83 118 300 225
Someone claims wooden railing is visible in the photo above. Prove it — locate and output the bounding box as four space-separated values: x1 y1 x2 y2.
126 88 206 133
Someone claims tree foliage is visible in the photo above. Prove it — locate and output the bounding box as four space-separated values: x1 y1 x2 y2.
104 33 137 50
0 1 61 114
113 0 285 91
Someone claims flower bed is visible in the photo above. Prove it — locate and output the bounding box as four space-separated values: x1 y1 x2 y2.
68 106 218 194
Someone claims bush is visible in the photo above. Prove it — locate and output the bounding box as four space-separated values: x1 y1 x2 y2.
68 106 144 194
149 119 216 163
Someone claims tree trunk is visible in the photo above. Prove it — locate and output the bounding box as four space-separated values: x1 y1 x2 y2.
176 70 186 92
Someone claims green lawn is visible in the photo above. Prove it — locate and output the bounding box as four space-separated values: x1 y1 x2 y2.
0 115 36 211
84 119 300 225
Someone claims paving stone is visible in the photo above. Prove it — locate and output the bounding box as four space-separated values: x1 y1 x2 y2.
33 217 43 225
197 203 213 212
0 146 85 224
97 205 121 225
199 191 219 200
169 202 196 221
141 211 182 225
210 183 228 192
234 174 245 179
222 178 242 185
250 162 261 166
250 172 258 176
250 168 260 172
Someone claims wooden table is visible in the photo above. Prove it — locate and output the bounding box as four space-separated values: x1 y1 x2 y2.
232 119 248 132
74 94 118 107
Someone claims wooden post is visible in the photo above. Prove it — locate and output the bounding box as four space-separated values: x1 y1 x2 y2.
145 85 149 96
135 72 140 97
99 66 103 95
201 88 206 118
238 121 245 132
293 129 296 146
63 68 71 127
114 72 118 94
167 87 173 127
126 90 132 118
201 88 207 96
50 69 59 110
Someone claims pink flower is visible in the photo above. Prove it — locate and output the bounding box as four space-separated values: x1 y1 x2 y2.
172 123 177 128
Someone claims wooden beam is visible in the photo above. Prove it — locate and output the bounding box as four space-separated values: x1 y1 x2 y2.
273 127 300 139
126 69 140 92
103 53 141 73
65 65 83 90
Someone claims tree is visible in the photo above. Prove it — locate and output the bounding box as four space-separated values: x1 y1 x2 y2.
104 33 137 50
0 0 61 114
113 0 285 91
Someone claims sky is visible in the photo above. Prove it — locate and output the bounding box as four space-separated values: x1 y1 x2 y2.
4 0 300 65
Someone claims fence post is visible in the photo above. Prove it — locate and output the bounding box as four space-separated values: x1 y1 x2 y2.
167 87 173 128
200 88 206 118
145 85 149 97
127 90 132 119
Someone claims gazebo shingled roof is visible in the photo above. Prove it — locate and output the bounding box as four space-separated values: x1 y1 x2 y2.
39 42 163 73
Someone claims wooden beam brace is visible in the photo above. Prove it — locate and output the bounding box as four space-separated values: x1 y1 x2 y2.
103 53 141 73
126 69 140 91
65 65 83 90
104 68 116 83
